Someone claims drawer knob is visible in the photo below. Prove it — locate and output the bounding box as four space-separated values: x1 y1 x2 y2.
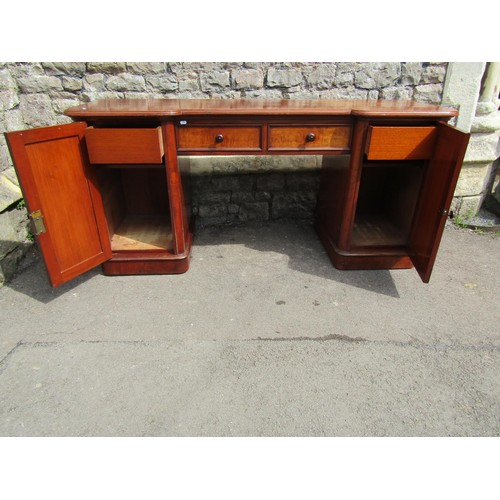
215 134 224 144
305 132 316 143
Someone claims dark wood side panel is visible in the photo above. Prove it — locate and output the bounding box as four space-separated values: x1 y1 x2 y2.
315 155 351 246
5 123 112 287
162 122 190 255
408 123 470 283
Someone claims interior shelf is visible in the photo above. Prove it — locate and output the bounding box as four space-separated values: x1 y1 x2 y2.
111 214 173 251
352 214 407 247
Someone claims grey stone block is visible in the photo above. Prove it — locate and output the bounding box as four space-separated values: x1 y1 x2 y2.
239 202 269 221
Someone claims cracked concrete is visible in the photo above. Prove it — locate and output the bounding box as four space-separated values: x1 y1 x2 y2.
0 220 499 436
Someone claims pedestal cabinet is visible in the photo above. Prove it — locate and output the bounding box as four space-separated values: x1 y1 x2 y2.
5 99 469 287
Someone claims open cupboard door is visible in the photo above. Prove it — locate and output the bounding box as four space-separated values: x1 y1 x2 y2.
408 123 470 283
6 122 112 287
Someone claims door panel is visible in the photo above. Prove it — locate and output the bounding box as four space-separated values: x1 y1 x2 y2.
6 122 112 287
408 123 470 283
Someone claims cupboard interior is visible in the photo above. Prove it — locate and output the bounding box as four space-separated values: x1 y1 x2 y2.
95 166 173 252
352 161 425 248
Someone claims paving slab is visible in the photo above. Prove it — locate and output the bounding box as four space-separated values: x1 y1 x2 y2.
0 221 499 436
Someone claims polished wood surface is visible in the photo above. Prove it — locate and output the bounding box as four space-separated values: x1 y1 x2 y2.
162 122 190 255
177 125 262 152
85 127 164 164
6 99 469 286
110 214 173 251
5 123 112 286
65 98 458 119
365 126 437 160
408 123 470 282
268 125 351 151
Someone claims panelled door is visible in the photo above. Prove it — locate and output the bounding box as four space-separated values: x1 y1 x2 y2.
408 123 470 283
6 122 112 287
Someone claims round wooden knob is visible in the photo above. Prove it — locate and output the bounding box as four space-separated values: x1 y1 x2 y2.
305 132 316 143
215 134 224 143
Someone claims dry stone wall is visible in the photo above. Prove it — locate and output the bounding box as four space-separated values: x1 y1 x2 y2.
0 61 448 284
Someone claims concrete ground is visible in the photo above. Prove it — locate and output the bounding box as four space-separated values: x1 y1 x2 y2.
0 221 499 436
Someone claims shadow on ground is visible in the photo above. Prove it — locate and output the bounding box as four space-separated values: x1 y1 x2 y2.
3 220 402 303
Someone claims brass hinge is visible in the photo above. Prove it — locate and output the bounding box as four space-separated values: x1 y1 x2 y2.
29 209 46 235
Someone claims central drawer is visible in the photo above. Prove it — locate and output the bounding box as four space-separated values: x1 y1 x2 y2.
268 125 352 151
177 126 262 152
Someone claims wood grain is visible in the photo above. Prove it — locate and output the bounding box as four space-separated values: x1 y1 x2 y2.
177 126 262 151
110 214 173 251
65 98 458 119
366 126 437 160
268 125 351 151
85 127 164 164
5 123 112 287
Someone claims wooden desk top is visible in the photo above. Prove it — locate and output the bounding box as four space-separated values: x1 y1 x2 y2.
65 98 458 119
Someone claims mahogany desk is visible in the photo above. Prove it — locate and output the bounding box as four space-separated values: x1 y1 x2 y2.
5 99 470 287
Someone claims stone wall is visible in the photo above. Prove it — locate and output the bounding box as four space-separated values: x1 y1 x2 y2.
443 62 500 219
0 62 449 284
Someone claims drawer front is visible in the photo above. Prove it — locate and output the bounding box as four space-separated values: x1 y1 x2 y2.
366 126 437 160
177 126 262 151
85 127 164 164
268 125 352 151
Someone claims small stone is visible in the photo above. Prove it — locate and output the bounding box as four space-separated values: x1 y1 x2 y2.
62 76 83 91
401 62 423 85
239 202 269 221
126 62 166 74
271 191 316 219
305 64 336 90
231 69 264 90
17 76 63 93
266 68 303 88
178 79 199 92
355 62 401 89
322 87 368 100
106 74 146 92
87 62 127 74
200 72 231 91
0 172 22 212
414 84 442 103
244 89 283 99
0 69 16 90
83 74 105 92
421 65 446 84
41 63 86 76
4 109 24 132
0 90 20 111
19 94 55 127
381 87 413 100
146 76 178 92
